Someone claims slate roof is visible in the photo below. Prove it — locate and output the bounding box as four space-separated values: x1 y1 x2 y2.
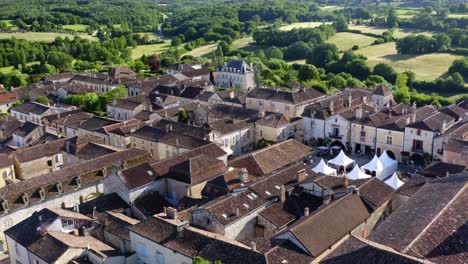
357 177 395 208
247 87 324 105
228 139 312 176
13 121 40 137
223 60 253 73
11 101 49 115
322 236 425 264
284 194 371 257
370 173 468 263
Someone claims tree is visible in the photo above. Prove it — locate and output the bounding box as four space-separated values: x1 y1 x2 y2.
330 75 346 89
373 63 397 83
266 46 283 60
333 17 348 32
35 96 49 105
394 73 410 104
387 7 399 28
171 36 183 47
47 51 73 72
306 43 339 68
448 58 468 78
178 109 189 123
298 64 319 82
345 59 371 80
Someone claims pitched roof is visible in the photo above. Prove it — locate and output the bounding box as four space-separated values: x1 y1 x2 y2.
285 194 371 257
372 84 392 97
322 236 425 264
256 113 299 128
119 162 159 190
247 87 324 105
228 140 312 176
78 193 129 217
13 121 40 137
11 101 50 115
357 178 395 208
0 92 17 104
407 111 455 132
209 119 253 134
370 173 468 263
13 138 67 162
167 154 227 185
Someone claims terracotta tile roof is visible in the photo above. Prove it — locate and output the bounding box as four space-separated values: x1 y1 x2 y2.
247 87 324 105
322 236 425 264
396 174 430 197
407 111 455 132
228 140 312 176
439 104 467 120
207 104 259 122
372 84 392 97
167 154 227 185
357 178 395 208
0 92 17 104
119 162 159 190
285 194 371 257
370 172 468 263
78 193 129 217
13 138 67 162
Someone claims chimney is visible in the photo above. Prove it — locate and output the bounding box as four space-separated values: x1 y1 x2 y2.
445 171 450 178
239 168 248 183
229 90 235 99
92 206 97 219
250 241 257 251
343 174 349 187
296 169 307 183
441 120 447 134
411 112 416 123
330 100 335 115
280 185 286 203
166 207 178 220
412 101 417 111
355 107 362 119
235 208 240 216
323 194 332 205
348 93 352 107
304 207 310 217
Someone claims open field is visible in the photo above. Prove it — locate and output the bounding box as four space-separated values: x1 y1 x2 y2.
0 61 39 73
327 32 377 51
232 37 254 49
184 37 255 58
0 20 18 30
0 32 96 42
320 6 344 11
348 25 432 38
356 42 463 81
448 13 468 18
63 24 89 32
131 40 171 59
279 22 331 31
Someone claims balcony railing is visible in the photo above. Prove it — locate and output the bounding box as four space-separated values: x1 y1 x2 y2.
412 147 424 154
329 133 342 139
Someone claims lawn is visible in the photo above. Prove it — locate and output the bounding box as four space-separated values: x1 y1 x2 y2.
320 6 344 11
184 43 218 58
0 32 96 42
131 40 171 59
356 42 463 81
348 25 432 38
327 32 377 51
279 22 331 31
63 24 89 32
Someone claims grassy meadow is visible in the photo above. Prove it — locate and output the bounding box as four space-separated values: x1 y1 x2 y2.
0 32 96 42
327 32 377 51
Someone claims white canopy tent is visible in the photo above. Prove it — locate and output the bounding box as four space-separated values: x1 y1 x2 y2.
379 151 398 179
312 159 337 176
362 155 384 179
347 165 371 180
385 172 405 190
328 150 354 168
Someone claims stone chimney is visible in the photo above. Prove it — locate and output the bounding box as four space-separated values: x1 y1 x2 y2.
355 107 362 119
441 120 447 134
229 90 235 99
258 111 265 119
348 93 352 107
323 194 332 205
411 112 416 123
235 208 240 216
250 241 257 251
343 174 349 188
330 100 335 115
296 169 307 183
280 185 286 203
304 207 310 217
166 207 178 220
239 168 248 183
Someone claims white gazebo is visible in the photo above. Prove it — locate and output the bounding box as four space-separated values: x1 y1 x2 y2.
328 150 355 173
312 159 337 176
347 165 371 180
362 155 384 179
385 172 405 190
379 151 398 179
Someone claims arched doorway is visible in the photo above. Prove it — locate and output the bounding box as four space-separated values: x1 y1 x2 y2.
410 153 425 166
386 150 396 160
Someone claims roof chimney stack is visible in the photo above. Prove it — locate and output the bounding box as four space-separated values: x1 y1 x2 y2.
296 169 307 183
166 207 178 220
250 241 257 251
280 185 286 203
343 174 349 187
239 168 248 183
304 207 310 217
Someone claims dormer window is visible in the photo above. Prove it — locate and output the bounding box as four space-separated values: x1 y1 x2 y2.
21 193 29 205
38 188 46 200
75 177 81 188
56 182 63 194
1 200 9 212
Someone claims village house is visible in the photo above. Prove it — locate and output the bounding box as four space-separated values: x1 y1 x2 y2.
70 74 120 94
208 118 255 156
55 83 94 100
432 119 468 166
0 148 150 249
214 60 256 91
255 113 303 144
0 154 15 188
10 102 57 125
210 89 246 107
107 96 147 121
9 121 46 148
41 110 94 137
0 92 17 113
0 116 21 148
246 87 325 118
41 72 75 85
368 172 468 264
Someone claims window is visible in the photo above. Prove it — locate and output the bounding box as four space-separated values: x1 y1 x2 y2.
15 243 20 256
416 129 421 136
3 171 7 179
47 160 52 166
412 139 423 150
360 131 366 137
61 219 73 228
156 252 164 264
386 136 392 145
55 154 60 163
285 105 290 111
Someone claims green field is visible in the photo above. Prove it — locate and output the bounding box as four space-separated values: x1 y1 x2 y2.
348 25 432 38
183 37 255 58
0 61 39 73
327 32 377 51
63 24 89 32
356 42 463 81
0 32 96 42
320 5 344 11
279 22 331 31
131 41 171 59
448 13 468 18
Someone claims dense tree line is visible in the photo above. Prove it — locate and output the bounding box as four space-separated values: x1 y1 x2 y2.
253 25 335 47
396 34 451 54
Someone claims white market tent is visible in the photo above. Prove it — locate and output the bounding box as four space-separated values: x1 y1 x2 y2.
312 159 337 176
347 165 371 180
379 150 398 179
362 155 384 179
328 150 354 168
385 172 405 190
